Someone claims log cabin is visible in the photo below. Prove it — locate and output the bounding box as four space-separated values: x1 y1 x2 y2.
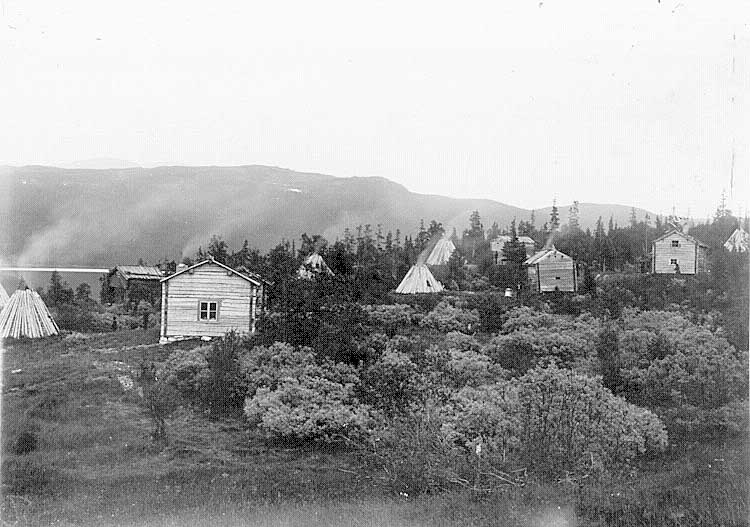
651 229 709 275
491 235 536 264
159 259 267 344
525 246 577 293
102 265 164 305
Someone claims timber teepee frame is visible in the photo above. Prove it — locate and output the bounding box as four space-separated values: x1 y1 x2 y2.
0 288 60 339
395 264 444 294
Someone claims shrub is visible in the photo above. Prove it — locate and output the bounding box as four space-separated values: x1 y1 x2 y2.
463 292 515 333
358 349 426 417
498 306 556 333
244 357 370 441
136 361 180 441
143 381 180 441
201 332 247 417
355 332 390 365
484 309 601 373
2 458 63 495
240 342 316 396
617 309 749 441
158 346 210 403
444 331 481 352
442 347 507 389
11 430 38 455
419 300 480 333
363 304 416 336
482 334 536 375
442 364 668 476
360 405 468 495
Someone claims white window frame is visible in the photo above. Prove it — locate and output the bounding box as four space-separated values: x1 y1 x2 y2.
670 258 678 265
671 240 680 247
198 300 220 321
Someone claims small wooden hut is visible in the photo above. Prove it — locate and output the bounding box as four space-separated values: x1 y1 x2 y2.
491 235 536 264
525 246 577 293
651 229 708 275
102 265 164 305
298 253 334 279
159 259 267 343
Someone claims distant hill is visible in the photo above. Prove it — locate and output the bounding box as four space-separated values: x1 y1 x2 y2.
0 165 654 268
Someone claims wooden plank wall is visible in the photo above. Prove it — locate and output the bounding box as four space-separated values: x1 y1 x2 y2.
537 259 576 292
164 264 255 338
653 235 697 274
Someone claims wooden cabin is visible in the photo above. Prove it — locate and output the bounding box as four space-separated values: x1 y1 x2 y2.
491 235 536 264
102 265 164 305
651 230 708 275
525 247 577 293
159 259 267 344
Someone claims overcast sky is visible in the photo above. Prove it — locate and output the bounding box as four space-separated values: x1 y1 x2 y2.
1 0 747 218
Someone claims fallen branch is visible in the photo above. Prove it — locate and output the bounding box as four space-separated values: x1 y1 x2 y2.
480 471 519 486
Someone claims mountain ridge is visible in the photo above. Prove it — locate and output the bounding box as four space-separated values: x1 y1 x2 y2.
0 164 655 267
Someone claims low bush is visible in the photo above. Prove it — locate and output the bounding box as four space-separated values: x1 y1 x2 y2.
363 304 416 336
483 308 601 374
442 364 668 477
143 381 180 441
617 309 749 441
11 430 38 455
442 347 506 389
419 301 480 334
240 341 316 396
159 346 210 404
244 354 371 441
1 458 63 495
444 331 481 352
358 349 426 417
361 406 468 495
201 332 246 417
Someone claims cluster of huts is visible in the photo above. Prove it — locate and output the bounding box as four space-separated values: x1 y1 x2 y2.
1 226 746 342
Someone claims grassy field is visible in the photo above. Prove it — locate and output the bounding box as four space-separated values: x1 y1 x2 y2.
1 330 747 526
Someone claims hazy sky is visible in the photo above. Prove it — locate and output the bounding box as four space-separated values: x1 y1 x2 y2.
1 0 747 217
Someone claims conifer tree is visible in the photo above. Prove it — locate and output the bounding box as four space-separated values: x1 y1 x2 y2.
549 199 560 231
207 235 229 263
502 219 528 290
568 201 580 231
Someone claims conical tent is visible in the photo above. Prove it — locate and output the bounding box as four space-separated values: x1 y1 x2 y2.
0 282 9 311
425 237 456 266
724 228 749 252
0 289 60 339
395 264 444 294
298 253 334 279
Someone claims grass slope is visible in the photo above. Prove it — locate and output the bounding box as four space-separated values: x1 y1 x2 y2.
1 330 747 526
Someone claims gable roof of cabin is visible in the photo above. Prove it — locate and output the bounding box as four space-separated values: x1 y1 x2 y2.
652 229 708 248
524 246 573 266
161 258 264 286
115 265 163 280
491 235 536 245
